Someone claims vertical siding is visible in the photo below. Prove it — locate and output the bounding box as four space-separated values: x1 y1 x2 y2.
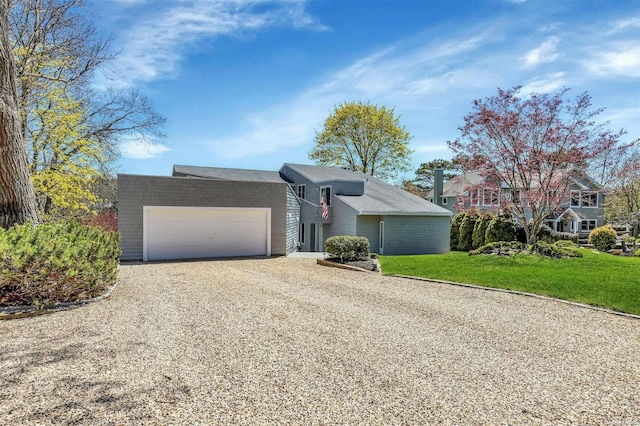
382 215 451 255
118 174 289 260
356 215 381 254
285 185 301 254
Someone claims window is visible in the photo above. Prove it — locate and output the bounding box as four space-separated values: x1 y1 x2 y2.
470 189 480 206
581 191 598 208
483 189 499 206
320 186 331 205
296 184 306 200
442 197 448 205
581 220 597 232
299 223 305 244
570 190 580 207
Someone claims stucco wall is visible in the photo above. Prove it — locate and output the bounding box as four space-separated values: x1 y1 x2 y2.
118 174 289 260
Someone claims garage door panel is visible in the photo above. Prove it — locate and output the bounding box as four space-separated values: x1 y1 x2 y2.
144 207 270 261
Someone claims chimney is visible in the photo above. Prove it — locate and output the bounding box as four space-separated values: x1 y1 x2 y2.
434 168 444 207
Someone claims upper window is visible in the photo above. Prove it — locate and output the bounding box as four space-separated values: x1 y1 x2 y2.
581 191 598 208
470 189 480 206
570 190 598 208
570 190 580 207
442 197 448 205
320 186 331 206
483 189 499 206
296 184 306 200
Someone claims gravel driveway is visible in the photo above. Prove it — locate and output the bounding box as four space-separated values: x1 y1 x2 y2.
1 257 639 424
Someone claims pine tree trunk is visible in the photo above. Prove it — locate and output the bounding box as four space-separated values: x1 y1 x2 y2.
0 1 39 229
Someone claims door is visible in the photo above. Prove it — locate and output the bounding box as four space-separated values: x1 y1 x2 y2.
143 206 271 261
310 223 316 252
379 221 385 254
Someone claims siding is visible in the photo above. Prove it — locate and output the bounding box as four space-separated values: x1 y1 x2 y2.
382 215 451 255
118 174 289 260
356 215 381 253
322 197 358 250
285 185 301 254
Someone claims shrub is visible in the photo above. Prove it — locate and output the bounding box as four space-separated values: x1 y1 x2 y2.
450 212 466 250
325 235 370 262
531 241 582 258
485 215 516 243
472 213 494 249
589 225 618 252
0 221 121 307
469 241 526 256
457 211 478 251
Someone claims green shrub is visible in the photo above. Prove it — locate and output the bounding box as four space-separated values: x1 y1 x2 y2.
457 211 478 251
530 241 582 258
589 225 618 252
450 212 466 250
472 213 494 249
469 241 527 256
325 235 370 262
485 215 516 243
0 221 120 307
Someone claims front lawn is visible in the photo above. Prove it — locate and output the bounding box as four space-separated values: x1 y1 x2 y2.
379 250 640 315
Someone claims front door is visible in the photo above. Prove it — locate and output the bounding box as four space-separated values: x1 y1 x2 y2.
310 223 316 252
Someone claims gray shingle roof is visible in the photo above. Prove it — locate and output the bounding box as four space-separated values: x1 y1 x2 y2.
173 165 285 183
284 163 452 216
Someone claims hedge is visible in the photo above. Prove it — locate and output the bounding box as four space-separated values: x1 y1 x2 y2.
0 221 121 307
325 235 370 262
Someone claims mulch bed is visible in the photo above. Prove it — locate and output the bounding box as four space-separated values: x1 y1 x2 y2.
324 257 379 272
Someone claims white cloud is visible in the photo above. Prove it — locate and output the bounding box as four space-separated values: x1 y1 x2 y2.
518 72 566 94
120 138 171 159
522 36 560 68
103 1 326 87
584 42 640 78
607 16 640 34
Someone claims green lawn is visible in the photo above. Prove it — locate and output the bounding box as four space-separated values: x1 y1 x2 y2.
379 250 640 315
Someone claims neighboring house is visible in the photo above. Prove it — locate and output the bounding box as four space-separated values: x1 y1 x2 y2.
427 169 606 237
118 163 452 261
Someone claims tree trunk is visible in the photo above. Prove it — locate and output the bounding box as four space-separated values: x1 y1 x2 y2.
0 0 39 229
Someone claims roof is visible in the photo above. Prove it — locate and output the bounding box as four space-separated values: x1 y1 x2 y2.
173 165 285 183
284 163 452 216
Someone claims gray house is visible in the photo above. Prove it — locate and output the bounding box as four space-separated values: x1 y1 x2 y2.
427 169 606 237
118 163 452 261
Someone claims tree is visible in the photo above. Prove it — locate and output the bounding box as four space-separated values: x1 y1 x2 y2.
310 100 412 181
0 0 39 228
605 144 640 237
413 158 461 192
9 0 164 216
448 87 629 244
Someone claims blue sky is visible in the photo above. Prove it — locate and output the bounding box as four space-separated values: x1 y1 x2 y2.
89 0 640 180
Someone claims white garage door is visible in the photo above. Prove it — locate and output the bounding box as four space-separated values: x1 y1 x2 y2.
143 206 271 261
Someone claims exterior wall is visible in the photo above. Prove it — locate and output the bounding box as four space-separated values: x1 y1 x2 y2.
118 174 290 260
381 215 451 255
315 179 365 196
285 185 301 254
321 197 358 250
356 215 381 253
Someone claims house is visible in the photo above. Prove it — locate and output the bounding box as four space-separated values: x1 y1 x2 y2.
118 163 453 261
427 168 606 237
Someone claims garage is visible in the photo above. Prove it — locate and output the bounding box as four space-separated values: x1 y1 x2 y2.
143 206 271 261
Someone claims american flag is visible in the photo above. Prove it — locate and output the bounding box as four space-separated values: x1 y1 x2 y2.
321 197 329 220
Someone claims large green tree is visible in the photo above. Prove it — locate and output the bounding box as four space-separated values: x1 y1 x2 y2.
310 100 412 181
9 0 164 217
0 0 39 228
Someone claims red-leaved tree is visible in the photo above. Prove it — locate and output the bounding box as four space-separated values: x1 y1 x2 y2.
448 87 631 244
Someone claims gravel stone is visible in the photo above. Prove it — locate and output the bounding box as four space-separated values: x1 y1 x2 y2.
1 257 638 424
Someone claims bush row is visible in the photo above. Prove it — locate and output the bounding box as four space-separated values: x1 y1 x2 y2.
0 221 121 307
469 240 582 258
